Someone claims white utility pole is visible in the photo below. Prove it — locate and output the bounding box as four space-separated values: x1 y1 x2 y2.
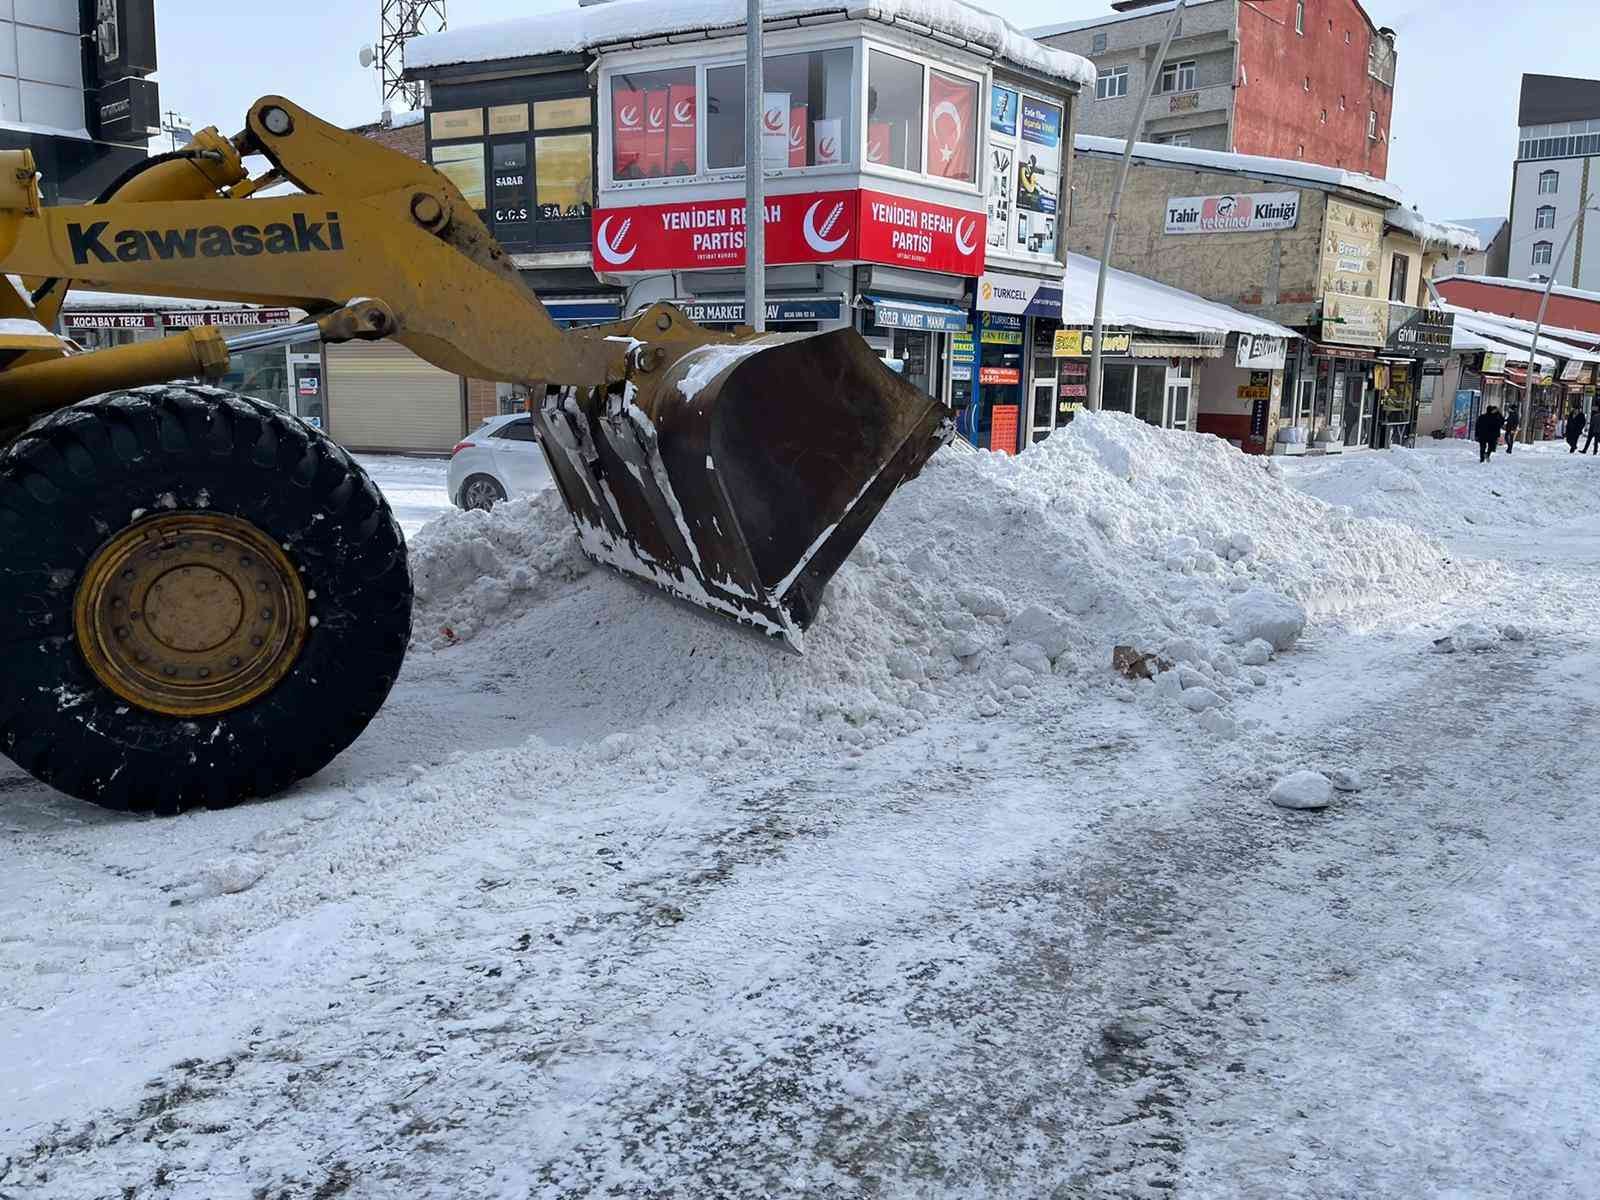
744 0 766 332
1521 189 1596 434
1087 0 1187 410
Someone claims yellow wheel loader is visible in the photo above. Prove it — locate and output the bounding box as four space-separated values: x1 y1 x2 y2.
0 98 949 814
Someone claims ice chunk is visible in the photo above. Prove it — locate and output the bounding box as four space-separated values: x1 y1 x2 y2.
1007 603 1071 660
1228 588 1306 651
1239 638 1274 666
1179 687 1223 711
1270 770 1333 810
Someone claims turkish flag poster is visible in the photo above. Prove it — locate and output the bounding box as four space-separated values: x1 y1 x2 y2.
926 71 977 182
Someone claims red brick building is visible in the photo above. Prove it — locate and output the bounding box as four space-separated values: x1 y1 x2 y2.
1035 0 1395 177
1436 275 1600 341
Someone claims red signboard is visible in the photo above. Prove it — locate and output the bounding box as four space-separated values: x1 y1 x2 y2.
857 189 984 275
989 404 1020 454
593 189 984 276
978 365 1020 385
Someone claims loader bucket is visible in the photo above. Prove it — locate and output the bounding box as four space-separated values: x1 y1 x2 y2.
532 327 952 649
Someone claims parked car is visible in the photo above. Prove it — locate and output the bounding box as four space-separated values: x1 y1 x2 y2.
448 413 549 510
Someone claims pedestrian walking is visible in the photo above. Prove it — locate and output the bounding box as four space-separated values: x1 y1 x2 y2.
1476 405 1504 463
1565 406 1587 453
1504 404 1521 453
1583 410 1600 455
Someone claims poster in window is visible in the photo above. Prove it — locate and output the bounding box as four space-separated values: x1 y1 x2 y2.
986 144 1013 248
867 121 892 165
535 96 591 130
491 142 529 228
990 85 1018 138
612 89 644 178
927 72 977 182
431 143 485 208
667 83 696 175
489 104 529 135
814 118 843 165
789 105 809 167
430 108 483 140
761 93 790 166
642 90 669 176
1016 97 1061 217
536 133 594 218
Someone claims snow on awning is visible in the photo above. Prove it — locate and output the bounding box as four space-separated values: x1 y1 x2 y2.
1061 253 1298 342
1450 324 1556 372
409 0 1096 87
1446 307 1600 365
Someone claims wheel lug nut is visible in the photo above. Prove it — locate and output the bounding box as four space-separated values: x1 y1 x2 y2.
261 609 273 621
115 627 128 640
250 636 263 648
162 666 177 677
240 556 253 567
211 542 224 553
256 581 269 593
121 570 134 582
111 597 123 609
229 656 242 668
198 668 210 679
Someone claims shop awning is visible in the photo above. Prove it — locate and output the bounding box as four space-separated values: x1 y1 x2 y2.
1061 253 1298 343
677 295 844 325
1129 339 1222 359
547 297 623 328
863 294 970 333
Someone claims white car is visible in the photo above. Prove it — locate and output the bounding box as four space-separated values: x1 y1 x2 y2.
447 413 550 510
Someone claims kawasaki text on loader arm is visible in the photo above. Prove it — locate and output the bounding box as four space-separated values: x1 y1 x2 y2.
0 97 949 813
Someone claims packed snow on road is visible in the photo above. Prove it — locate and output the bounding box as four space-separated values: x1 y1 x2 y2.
3 416 1596 1198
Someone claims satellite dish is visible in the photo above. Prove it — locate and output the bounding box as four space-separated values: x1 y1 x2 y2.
358 45 375 68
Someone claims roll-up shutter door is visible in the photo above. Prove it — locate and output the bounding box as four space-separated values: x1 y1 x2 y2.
324 342 463 453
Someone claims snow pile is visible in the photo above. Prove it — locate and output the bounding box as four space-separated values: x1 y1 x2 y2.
1281 443 1598 534
405 413 1474 778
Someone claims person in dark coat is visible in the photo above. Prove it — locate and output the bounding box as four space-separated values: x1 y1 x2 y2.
1503 403 1521 453
1583 410 1600 455
1476 405 1504 463
1565 406 1587 452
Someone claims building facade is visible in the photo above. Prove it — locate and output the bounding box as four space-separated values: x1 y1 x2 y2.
1431 217 1509 280
1066 139 1470 451
1033 0 1394 177
409 0 1092 457
1 0 158 204
1507 74 1600 290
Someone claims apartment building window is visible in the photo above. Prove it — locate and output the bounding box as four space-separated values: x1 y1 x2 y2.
1295 1 1303 33
1159 60 1196 94
1539 169 1560 195
1533 241 1554 266
1163 134 1192 147
1367 110 1377 139
1092 31 1107 53
1096 66 1129 100
1389 253 1410 303
1535 205 1556 230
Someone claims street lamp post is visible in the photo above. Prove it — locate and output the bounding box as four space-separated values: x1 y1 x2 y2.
1087 0 1187 411
744 0 766 332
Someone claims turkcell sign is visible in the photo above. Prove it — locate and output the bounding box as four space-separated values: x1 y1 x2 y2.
1164 191 1300 235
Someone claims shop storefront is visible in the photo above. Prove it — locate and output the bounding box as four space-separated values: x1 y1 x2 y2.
859 291 968 400
58 300 312 421
965 269 1065 451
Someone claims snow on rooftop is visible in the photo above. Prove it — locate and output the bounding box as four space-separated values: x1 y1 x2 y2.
1063 252 1298 339
1384 206 1481 254
1027 0 1223 41
1444 217 1505 248
1441 303 1600 358
1439 272 1600 308
1074 134 1405 206
409 0 1096 87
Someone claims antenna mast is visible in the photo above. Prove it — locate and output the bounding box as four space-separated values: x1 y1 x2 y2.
377 0 447 111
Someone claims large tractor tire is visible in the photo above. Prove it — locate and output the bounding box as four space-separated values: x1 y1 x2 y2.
0 385 412 814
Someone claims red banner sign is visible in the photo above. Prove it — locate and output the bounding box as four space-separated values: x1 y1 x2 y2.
978 366 1020 385
613 89 644 179
667 84 696 176
593 188 983 275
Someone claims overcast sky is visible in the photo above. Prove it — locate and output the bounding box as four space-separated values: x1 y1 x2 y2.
154 0 1592 224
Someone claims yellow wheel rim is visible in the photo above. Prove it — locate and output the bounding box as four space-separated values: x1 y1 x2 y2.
74 512 310 718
